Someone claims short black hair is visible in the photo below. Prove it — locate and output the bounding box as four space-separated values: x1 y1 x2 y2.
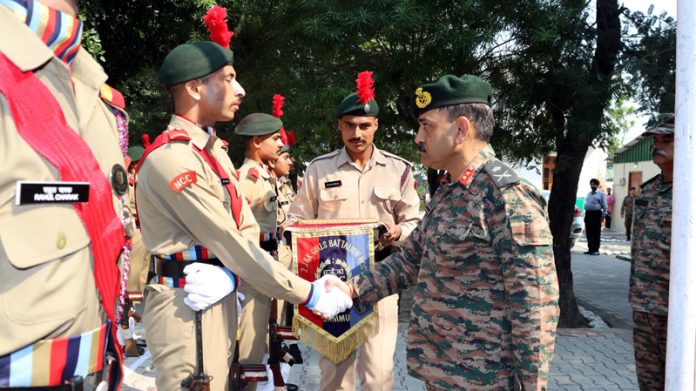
590 178 599 185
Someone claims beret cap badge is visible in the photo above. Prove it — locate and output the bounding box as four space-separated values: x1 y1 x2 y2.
415 87 432 109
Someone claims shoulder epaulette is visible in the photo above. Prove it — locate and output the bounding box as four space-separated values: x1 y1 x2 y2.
168 128 191 142
308 149 341 165
483 160 520 189
641 174 661 189
99 84 126 110
247 167 259 181
381 150 413 166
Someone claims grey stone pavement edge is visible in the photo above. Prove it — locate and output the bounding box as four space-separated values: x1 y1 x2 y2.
123 229 639 390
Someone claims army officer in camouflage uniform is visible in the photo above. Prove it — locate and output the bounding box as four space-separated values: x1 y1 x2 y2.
629 114 674 391
343 75 560 390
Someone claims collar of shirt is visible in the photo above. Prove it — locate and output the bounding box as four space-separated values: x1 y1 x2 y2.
0 6 54 71
453 145 496 187
168 114 222 151
243 158 271 179
0 0 83 65
335 145 388 170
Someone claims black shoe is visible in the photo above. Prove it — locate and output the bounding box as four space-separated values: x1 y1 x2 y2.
583 251 591 255
590 251 600 256
286 384 299 391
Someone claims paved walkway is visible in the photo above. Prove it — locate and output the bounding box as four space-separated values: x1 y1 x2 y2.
122 229 640 390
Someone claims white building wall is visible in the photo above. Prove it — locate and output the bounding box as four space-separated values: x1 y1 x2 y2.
609 160 661 233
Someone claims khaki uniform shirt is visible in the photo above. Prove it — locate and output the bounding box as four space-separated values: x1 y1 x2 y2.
353 146 559 390
135 115 310 304
238 158 277 235
288 146 420 237
629 174 672 315
276 176 295 227
0 8 131 355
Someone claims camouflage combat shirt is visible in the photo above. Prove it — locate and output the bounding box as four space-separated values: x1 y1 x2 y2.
353 146 559 391
629 174 672 315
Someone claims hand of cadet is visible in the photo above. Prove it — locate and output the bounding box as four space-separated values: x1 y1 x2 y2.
182 263 236 312
304 275 353 319
378 222 402 246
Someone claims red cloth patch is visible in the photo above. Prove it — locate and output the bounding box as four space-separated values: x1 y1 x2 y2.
248 167 259 181
169 171 197 192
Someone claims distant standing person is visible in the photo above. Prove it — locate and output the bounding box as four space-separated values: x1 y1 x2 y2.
584 178 607 255
606 187 615 229
621 187 637 241
630 114 674 391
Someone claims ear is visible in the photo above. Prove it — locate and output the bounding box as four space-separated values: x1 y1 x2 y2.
268 159 277 169
373 118 379 130
184 80 202 101
454 116 471 144
251 135 262 149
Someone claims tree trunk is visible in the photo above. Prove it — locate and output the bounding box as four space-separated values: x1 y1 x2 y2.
549 137 591 327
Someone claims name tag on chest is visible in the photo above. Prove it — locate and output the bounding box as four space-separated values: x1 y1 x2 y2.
325 180 342 188
16 181 90 205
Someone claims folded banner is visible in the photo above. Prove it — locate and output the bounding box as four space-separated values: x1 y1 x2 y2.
286 220 380 363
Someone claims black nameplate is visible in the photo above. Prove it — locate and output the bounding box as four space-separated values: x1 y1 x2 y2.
325 180 342 188
270 196 278 202
16 181 90 205
221 178 230 185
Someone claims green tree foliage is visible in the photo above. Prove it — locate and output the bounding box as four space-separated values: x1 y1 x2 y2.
79 0 673 326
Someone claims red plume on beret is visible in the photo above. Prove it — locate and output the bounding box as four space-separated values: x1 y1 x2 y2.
272 94 290 145
287 130 296 146
356 71 375 105
272 94 285 118
203 5 234 48
141 134 151 148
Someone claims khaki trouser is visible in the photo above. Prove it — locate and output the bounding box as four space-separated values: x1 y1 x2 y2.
125 229 150 294
237 282 272 391
276 243 293 324
319 294 399 391
143 284 236 391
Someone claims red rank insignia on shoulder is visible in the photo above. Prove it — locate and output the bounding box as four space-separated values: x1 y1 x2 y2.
248 167 259 181
169 171 197 192
459 166 476 185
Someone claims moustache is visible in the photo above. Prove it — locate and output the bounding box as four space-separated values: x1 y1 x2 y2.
349 137 366 143
418 143 426 152
652 148 667 157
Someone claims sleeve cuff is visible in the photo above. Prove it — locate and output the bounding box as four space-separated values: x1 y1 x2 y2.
302 284 319 309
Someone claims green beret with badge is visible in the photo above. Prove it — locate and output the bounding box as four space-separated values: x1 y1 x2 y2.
411 74 493 117
336 71 379 118
235 113 283 136
642 113 675 136
158 41 234 88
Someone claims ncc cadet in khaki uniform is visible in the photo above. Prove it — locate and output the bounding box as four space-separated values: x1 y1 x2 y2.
345 75 559 390
135 38 353 390
233 113 285 386
270 145 296 324
629 114 674 391
288 90 421 391
121 145 150 357
0 0 132 388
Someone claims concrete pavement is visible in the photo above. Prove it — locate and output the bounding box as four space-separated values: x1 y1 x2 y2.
122 229 640 390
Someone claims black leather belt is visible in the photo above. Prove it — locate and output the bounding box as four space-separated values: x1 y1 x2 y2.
260 239 278 253
155 258 225 278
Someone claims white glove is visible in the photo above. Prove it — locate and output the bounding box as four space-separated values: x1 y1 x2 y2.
305 275 353 318
183 263 236 312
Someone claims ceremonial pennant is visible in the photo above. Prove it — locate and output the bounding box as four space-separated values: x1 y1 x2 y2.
287 220 380 363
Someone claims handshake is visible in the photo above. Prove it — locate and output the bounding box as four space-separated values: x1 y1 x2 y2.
181 263 354 318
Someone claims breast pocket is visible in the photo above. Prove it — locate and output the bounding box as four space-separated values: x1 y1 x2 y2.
318 186 351 217
0 204 92 324
433 207 491 278
373 185 399 214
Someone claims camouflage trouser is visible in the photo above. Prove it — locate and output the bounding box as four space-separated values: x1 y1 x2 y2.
633 311 668 391
425 384 447 391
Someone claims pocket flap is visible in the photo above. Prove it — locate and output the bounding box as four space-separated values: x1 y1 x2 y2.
373 186 398 201
319 187 349 202
0 204 90 269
